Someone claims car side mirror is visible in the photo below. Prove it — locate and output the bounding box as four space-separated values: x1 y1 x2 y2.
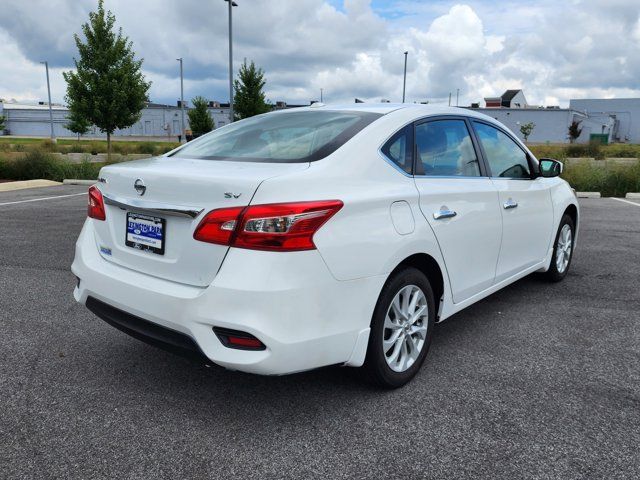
539 158 563 178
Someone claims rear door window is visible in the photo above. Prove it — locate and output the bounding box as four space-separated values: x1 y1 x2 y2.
414 120 481 176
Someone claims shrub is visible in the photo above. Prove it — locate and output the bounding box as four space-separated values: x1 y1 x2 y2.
66 143 87 154
561 162 640 197
0 150 63 181
568 120 583 144
136 142 157 155
0 151 127 181
156 143 179 154
57 145 74 154
59 160 102 180
529 145 567 160
39 139 59 152
87 141 108 155
112 142 135 155
604 144 640 159
565 141 603 159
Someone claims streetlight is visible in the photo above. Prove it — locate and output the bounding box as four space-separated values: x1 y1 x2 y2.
456 88 460 107
320 88 323 103
177 58 185 143
402 51 408 103
40 61 55 142
224 0 238 122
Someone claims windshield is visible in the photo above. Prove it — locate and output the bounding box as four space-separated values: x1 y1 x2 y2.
171 110 381 163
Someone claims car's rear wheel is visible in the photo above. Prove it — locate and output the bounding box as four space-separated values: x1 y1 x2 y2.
362 267 435 388
545 214 575 282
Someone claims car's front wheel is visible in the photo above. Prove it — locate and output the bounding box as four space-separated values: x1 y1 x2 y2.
362 267 435 388
545 214 575 282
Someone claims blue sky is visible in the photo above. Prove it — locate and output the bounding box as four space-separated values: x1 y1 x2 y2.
1 0 639 108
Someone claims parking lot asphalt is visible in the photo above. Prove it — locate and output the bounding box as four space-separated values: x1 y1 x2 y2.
1 187 639 479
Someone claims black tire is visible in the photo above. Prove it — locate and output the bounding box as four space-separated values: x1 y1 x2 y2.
362 267 436 389
545 214 575 282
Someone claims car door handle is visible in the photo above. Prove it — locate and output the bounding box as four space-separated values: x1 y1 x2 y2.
433 209 457 220
503 199 518 210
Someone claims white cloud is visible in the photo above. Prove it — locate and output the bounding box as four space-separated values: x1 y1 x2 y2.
0 31 67 103
0 0 639 107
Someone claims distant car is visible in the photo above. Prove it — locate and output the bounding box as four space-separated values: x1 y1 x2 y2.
72 104 578 388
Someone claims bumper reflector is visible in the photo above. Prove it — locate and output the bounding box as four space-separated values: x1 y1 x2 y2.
213 327 266 351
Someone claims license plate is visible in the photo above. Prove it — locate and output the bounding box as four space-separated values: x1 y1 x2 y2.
125 212 165 255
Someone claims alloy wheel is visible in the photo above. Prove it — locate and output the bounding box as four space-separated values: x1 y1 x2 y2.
383 285 429 372
556 224 573 273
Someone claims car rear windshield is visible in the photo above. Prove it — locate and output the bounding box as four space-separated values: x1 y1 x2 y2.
171 110 382 163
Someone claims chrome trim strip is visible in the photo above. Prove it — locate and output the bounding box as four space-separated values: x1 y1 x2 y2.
102 193 204 219
377 150 413 177
415 175 487 179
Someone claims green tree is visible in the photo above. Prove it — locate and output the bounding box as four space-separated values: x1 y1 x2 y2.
66 110 91 143
568 120 583 144
63 0 150 158
233 60 270 120
187 96 215 137
0 115 5 132
520 122 535 142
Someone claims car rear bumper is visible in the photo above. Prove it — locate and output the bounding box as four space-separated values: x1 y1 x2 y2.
72 221 384 375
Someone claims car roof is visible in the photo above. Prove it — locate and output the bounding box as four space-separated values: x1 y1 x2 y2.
289 102 495 120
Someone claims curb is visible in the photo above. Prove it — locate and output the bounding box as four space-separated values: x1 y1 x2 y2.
0 179 62 192
576 192 601 198
625 193 640 199
63 179 97 186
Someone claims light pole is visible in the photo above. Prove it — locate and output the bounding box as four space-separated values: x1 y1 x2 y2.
225 0 238 122
40 61 55 142
320 88 323 103
177 58 185 143
402 51 408 103
456 88 459 107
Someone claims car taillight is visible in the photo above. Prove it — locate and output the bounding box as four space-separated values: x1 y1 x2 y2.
192 206 244 245
194 200 343 251
88 185 106 221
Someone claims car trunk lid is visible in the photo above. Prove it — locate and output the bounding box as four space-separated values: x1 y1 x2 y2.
91 156 308 286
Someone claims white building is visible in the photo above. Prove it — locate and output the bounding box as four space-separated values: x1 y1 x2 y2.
3 93 640 144
467 107 584 144
0 99 308 139
474 90 640 144
569 98 640 144
0 100 233 139
484 89 529 109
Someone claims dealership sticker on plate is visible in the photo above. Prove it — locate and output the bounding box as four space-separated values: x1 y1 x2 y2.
125 212 165 255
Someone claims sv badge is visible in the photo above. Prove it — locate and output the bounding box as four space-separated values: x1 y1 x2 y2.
224 192 242 199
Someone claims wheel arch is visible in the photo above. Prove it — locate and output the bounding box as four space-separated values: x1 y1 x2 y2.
563 203 578 230
392 253 445 318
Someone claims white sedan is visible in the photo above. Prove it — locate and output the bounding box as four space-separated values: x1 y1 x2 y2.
72 103 578 388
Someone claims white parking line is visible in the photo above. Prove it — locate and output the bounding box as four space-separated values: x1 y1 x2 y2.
0 192 86 207
611 197 640 207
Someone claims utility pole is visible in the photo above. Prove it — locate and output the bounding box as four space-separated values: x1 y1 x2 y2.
41 61 55 142
320 88 323 103
456 88 459 107
402 51 408 103
177 58 185 143
448 92 451 106
225 0 238 122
